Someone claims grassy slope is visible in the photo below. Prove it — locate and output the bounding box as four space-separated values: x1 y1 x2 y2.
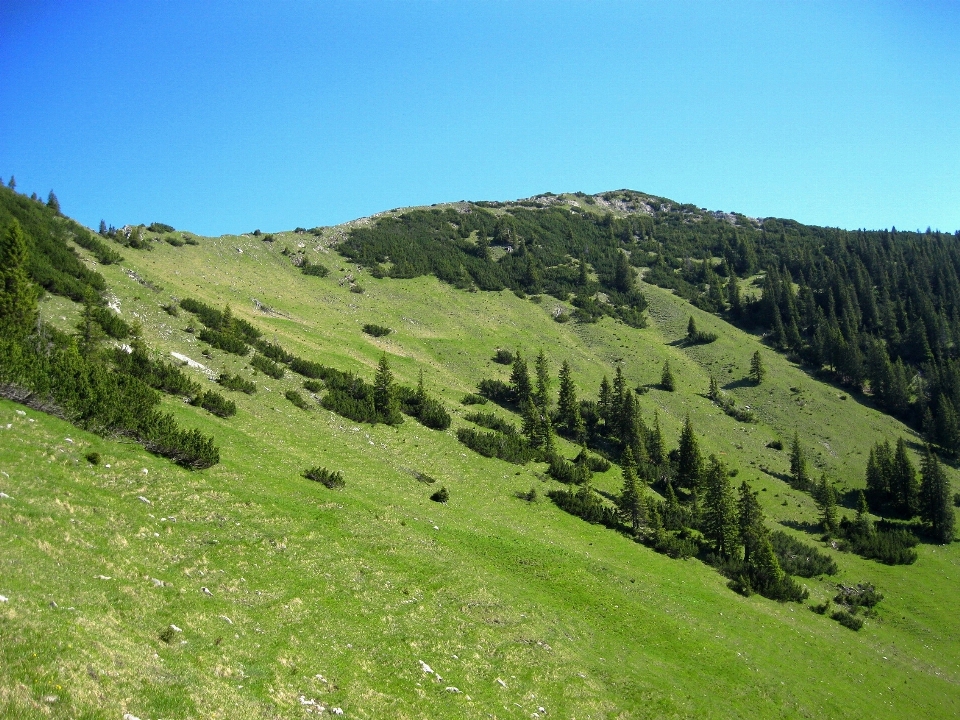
1 223 958 719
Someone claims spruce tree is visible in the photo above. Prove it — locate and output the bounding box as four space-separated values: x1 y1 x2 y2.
617 446 645 534
737 481 765 564
373 352 401 425
789 433 810 490
749 350 765 384
598 375 612 425
557 360 578 433
0 219 37 338
660 360 675 392
687 316 698 341
891 437 919 516
703 456 739 559
47 190 60 213
534 349 550 411
676 415 703 490
662 479 683 531
647 410 666 467
920 446 955 544
611 365 626 434
509 351 531 404
815 473 839 535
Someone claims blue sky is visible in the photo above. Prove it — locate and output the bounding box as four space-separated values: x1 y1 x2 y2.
1 1 958 236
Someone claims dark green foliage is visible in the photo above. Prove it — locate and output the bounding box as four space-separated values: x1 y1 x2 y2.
686 316 718 344
577 449 611 473
373 353 402 425
289 356 325 379
430 486 449 503
547 487 620 529
91 306 132 339
191 390 237 418
460 392 488 405
113 342 201 397
831 609 864 631
397 376 451 430
184 237 199 246
285 390 311 410
162 302 179 317
708 381 756 423
516 486 538 502
464 411 517 435
456 428 536 464
350 284 365 294
159 626 176 644
217 372 256 394
85 451 101 465
837 516 919 564
834 582 883 612
675 415 703 490
303 379 324 393
0 219 38 337
301 260 330 277
70 226 123 265
165 235 185 247
250 353 285 379
749 350 765 384
1 188 108 304
148 222 175 233
0 329 218 469
477 378 513 405
769 530 838 577
702 456 739 558
660 361 675 391
362 323 392 337
179 298 261 342
253 338 295 364
546 453 592 485
790 433 811 490
303 467 345 489
198 328 249 356
919 446 955 543
810 601 830 615
339 205 646 323
767 439 783 450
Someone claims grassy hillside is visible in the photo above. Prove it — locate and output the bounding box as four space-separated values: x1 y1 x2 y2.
1 208 959 718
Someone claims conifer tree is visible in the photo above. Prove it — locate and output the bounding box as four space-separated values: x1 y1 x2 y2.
556 360 582 437
534 349 550 411
703 456 739 559
727 276 743 318
99 219 107 235
662 479 683 531
864 445 888 511
611 365 626 434
815 473 839 535
737 481 765 564
660 360 675 391
687 316 698 341
7 175 15 189
920 446 955 544
676 415 703 490
891 437 919 516
789 433 810 490
617 445 645 534
373 352 401 425
647 410 666 467
509 351 531 404
749 350 765 384
0 219 37 338
614 251 634 293
598 375 612 425
47 190 60 213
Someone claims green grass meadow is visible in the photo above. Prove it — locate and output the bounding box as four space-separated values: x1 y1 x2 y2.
1 225 958 718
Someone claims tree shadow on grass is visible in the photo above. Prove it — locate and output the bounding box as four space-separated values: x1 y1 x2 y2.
779 518 822 534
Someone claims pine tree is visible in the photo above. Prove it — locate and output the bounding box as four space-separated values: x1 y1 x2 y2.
708 376 720 401
687 316 698 341
815 473 839 535
727 276 743 318
373 352 401 425
47 190 60 213
864 446 888 511
0 219 37 338
662 479 684 531
7 176 14 189
789 433 810 490
660 360 675 391
676 415 703 490
614 251 634 293
920 446 955 544
611 365 626 434
509 351 531 404
703 456 739 559
617 446 645 534
749 350 765 384
99 219 107 235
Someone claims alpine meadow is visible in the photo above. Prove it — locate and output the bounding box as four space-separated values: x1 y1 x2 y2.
3 184 960 719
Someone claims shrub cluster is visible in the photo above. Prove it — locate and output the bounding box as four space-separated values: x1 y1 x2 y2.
769 530 838 577
302 261 330 277
217 372 256 394
285 390 311 410
191 390 237 418
837 518 919 565
460 392 488 405
253 338 294 364
362 323 392 337
113 343 201 397
456 427 536 464
546 487 619 529
464 411 516 435
198 328 249 356
546 453 591 485
251 353 285 379
303 467 344 489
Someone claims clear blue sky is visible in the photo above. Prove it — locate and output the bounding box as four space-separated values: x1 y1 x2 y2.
1 1 958 236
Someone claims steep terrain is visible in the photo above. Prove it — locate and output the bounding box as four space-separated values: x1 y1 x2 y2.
1 192 958 719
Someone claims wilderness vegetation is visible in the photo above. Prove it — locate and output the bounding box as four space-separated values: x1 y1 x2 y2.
1 181 958 717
